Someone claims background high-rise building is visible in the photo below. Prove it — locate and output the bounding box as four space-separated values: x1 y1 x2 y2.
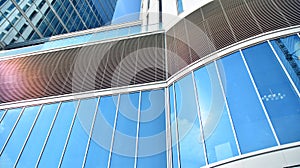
0 0 299 167
0 0 118 49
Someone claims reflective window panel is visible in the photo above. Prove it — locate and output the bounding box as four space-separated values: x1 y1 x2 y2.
137 89 166 168
16 103 59 168
0 108 23 160
0 110 5 121
61 98 98 167
84 95 118 168
110 92 139 168
175 74 206 167
269 35 300 91
194 63 239 163
0 106 40 167
217 52 277 154
38 101 78 167
169 85 179 168
242 42 300 145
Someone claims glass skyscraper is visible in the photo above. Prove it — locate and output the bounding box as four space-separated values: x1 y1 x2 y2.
0 0 117 49
0 0 299 167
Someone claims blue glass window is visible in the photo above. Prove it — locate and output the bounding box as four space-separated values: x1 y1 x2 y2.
270 35 300 91
61 98 98 167
129 25 141 35
137 89 166 168
169 85 179 168
174 74 206 167
0 106 40 167
0 110 5 121
242 42 300 144
177 0 183 13
194 63 239 163
38 101 78 167
16 103 59 168
110 92 139 168
0 108 22 155
217 52 277 154
84 95 118 168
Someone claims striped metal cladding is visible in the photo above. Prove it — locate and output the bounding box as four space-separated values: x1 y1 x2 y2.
0 33 166 103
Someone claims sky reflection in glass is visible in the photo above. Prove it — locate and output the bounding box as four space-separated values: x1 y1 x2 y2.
217 52 277 154
242 43 300 144
175 74 206 167
194 63 239 163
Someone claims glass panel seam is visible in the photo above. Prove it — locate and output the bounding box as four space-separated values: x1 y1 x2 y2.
134 91 142 168
0 10 26 42
172 83 181 168
14 105 44 167
81 97 101 168
267 40 300 97
45 0 70 33
239 49 280 145
67 0 88 29
82 0 102 25
0 107 25 155
10 0 44 38
0 109 8 123
58 100 82 167
164 88 172 168
214 61 242 155
107 94 120 168
96 0 110 22
191 71 209 165
35 102 62 168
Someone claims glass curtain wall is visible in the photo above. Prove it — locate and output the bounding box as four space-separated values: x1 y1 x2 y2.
0 90 167 168
0 34 299 167
169 34 300 167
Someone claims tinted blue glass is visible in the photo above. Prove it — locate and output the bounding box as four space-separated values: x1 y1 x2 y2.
270 35 300 91
194 63 239 163
42 34 92 50
61 98 98 167
169 86 179 168
0 110 5 121
85 95 118 168
106 29 118 39
117 27 129 37
16 103 59 168
89 31 107 42
177 0 183 13
137 89 166 168
38 101 78 167
217 52 277 154
0 106 40 166
0 45 43 57
0 108 22 156
175 74 206 168
242 43 300 144
129 25 141 35
110 93 139 168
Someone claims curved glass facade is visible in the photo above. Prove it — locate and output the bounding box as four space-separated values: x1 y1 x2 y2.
0 33 299 167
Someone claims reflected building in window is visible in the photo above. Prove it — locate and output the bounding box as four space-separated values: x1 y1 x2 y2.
0 0 300 167
0 0 117 49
